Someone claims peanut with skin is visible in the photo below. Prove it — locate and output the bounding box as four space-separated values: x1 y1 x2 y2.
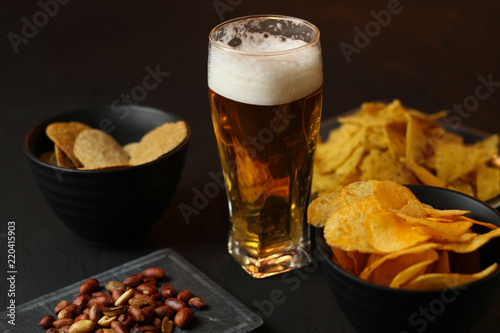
110 321 128 333
165 298 187 312
53 318 74 328
38 315 56 328
78 278 99 295
176 289 193 303
188 297 206 309
142 267 166 280
174 307 194 328
123 273 143 287
160 284 177 299
54 300 71 314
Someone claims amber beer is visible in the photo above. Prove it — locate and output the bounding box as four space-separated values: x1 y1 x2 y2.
208 15 323 278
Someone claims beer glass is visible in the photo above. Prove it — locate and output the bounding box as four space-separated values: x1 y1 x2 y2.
208 15 323 278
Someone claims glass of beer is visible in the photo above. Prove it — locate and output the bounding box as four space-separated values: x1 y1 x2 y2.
208 15 323 278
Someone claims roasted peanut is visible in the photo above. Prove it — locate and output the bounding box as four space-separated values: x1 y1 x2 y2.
142 306 155 324
114 288 134 306
176 289 193 303
154 305 176 319
143 276 157 285
45 328 60 333
174 307 193 328
128 306 145 322
161 317 175 333
137 283 158 295
117 313 133 329
142 267 166 280
88 304 102 323
160 284 176 299
58 304 80 319
102 306 127 317
79 278 99 295
164 298 186 312
105 280 126 293
123 273 143 287
53 318 74 328
129 297 150 308
74 313 89 322
72 294 90 308
68 319 94 333
38 314 56 328
97 315 117 327
54 300 71 314
110 321 128 333
188 297 206 309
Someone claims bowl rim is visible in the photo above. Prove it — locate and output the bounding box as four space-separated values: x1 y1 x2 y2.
316 184 500 295
23 105 191 173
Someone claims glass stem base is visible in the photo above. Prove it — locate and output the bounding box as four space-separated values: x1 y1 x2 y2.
228 234 312 279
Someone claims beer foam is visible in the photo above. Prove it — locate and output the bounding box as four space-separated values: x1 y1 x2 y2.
208 34 322 106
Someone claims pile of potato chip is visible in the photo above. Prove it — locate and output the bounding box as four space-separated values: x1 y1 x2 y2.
309 180 500 290
312 100 500 202
40 120 187 170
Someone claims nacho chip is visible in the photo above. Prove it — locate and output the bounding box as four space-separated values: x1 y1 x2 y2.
312 100 500 202
476 163 500 201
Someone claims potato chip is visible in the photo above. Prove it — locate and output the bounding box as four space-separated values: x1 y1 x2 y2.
74 129 129 169
390 258 437 288
401 263 498 290
54 145 75 168
307 190 342 228
129 121 187 165
123 142 140 157
331 247 356 275
432 250 450 274
46 121 91 167
365 212 431 253
373 180 426 218
324 196 385 253
359 244 439 286
435 227 500 253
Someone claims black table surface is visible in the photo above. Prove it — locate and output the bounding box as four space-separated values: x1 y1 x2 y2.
1 1 500 332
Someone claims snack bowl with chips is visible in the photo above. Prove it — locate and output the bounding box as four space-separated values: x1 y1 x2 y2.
314 184 500 333
23 105 190 246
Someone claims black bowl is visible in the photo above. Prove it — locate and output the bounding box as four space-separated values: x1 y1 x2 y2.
317 185 500 333
23 105 190 246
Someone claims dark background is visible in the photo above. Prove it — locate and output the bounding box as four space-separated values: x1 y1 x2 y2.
1 0 500 332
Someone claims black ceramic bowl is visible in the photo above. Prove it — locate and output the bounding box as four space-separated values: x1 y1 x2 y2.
24 105 190 246
317 185 500 333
